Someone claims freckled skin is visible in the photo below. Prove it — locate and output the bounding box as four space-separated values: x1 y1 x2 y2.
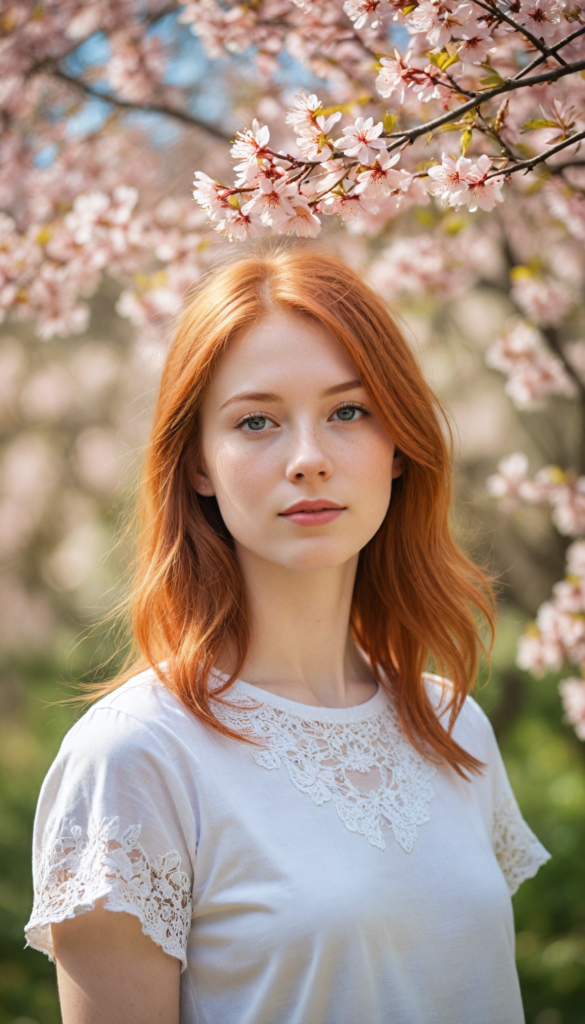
193 312 402 573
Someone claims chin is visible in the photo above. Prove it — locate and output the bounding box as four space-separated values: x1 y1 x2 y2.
272 540 358 572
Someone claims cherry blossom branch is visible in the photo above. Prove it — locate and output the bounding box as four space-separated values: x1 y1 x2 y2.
52 68 231 141
492 129 585 178
308 167 355 204
494 232 585 473
470 0 568 64
26 3 179 85
512 23 585 81
384 58 585 150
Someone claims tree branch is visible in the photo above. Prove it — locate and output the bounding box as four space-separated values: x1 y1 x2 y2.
384 58 585 151
470 0 568 65
512 23 585 81
499 229 585 475
495 128 585 178
52 69 231 142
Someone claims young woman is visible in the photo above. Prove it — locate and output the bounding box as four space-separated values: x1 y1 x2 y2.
25 246 550 1024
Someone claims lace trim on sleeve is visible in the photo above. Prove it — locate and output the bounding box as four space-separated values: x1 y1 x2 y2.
24 816 192 972
492 791 551 896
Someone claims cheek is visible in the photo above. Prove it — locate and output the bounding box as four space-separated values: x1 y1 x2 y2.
342 431 395 512
211 439 278 516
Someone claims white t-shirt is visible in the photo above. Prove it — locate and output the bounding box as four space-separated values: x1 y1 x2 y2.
25 668 550 1024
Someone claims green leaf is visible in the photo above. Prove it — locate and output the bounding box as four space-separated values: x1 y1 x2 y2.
427 49 459 71
520 118 560 133
460 127 473 155
383 111 397 132
480 72 504 87
442 51 460 70
318 95 370 117
479 60 504 88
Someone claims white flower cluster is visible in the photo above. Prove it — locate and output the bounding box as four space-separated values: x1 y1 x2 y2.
192 91 507 239
485 320 579 409
488 453 585 739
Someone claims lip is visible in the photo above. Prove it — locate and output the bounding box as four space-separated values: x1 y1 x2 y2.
280 499 345 515
279 498 346 527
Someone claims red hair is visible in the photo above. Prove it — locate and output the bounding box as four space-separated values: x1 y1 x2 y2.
86 245 496 780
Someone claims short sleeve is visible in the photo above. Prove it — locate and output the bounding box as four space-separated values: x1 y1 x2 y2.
484 715 551 896
24 706 195 972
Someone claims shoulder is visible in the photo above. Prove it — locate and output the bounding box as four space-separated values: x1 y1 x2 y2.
423 672 495 760
59 667 200 769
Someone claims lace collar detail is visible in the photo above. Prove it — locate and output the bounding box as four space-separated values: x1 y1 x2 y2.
212 675 436 853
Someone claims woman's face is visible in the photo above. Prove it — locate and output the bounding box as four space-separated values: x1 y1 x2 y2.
192 312 402 572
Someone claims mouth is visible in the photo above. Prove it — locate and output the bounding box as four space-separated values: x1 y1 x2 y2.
279 499 346 527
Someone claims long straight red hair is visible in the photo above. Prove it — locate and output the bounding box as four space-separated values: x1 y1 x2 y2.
86 244 496 779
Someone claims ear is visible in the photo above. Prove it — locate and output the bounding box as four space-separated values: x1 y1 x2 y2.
392 447 404 480
187 454 215 497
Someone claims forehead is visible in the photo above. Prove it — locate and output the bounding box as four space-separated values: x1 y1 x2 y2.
209 313 359 399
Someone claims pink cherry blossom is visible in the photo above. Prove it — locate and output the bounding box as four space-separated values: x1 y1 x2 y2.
285 91 324 132
460 155 505 212
343 0 391 29
231 120 274 184
322 189 379 221
376 49 445 105
518 466 566 508
107 29 166 104
516 631 551 677
511 274 573 327
485 319 576 408
220 207 264 241
457 18 497 66
407 0 473 49
426 154 474 206
192 172 234 222
549 478 585 537
334 117 387 164
230 119 271 165
551 577 585 615
545 183 585 242
567 539 585 578
241 176 299 230
559 678 585 741
369 232 473 297
516 0 566 43
518 601 585 674
486 452 530 510
286 197 322 237
355 151 403 196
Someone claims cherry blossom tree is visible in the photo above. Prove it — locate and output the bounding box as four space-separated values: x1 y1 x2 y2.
2 0 585 738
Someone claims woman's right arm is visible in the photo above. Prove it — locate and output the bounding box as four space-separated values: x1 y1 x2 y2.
52 899 181 1024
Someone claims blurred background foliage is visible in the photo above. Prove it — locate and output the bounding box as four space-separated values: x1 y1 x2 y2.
0 263 584 1024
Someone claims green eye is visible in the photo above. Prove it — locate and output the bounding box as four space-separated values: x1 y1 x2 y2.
244 416 267 430
336 406 357 421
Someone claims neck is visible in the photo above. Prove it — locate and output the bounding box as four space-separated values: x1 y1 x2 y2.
221 548 377 708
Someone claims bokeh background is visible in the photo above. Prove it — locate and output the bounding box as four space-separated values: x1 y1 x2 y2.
1 5 585 1024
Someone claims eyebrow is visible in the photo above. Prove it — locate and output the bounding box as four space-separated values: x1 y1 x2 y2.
220 379 363 410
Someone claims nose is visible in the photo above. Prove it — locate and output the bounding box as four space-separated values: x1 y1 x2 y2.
285 424 333 483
